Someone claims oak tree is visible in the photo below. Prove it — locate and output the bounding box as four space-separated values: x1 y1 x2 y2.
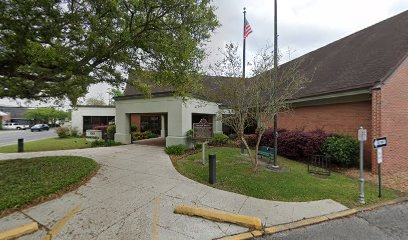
0 0 219 104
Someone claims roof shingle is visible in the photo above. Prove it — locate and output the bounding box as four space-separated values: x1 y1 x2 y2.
124 10 408 99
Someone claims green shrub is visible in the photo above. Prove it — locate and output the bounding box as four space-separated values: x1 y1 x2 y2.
70 127 79 137
56 127 70 138
185 129 193 139
144 131 158 139
0 122 2 130
107 125 116 140
209 133 229 146
322 135 359 166
130 125 138 132
195 143 203 149
132 131 146 140
165 144 187 155
132 131 158 140
90 140 122 147
185 129 196 146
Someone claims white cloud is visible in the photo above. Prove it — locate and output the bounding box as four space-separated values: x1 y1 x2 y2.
205 0 408 70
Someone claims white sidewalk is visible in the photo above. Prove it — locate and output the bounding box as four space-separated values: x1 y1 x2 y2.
0 145 348 239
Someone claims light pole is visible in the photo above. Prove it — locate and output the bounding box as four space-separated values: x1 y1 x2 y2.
271 0 279 168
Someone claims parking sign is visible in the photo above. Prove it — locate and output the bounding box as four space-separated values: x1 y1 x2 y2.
358 128 367 141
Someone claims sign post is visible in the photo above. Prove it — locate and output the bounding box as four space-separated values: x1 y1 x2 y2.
193 119 214 164
358 127 367 204
373 137 387 198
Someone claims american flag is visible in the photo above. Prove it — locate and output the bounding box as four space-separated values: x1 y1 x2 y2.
244 17 253 40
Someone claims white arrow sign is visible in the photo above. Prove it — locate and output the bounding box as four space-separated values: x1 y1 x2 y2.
373 137 387 149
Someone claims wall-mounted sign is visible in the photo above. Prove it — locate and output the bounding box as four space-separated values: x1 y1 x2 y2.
373 137 387 149
193 119 213 140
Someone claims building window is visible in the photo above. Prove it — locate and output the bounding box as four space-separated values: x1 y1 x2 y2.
140 115 161 134
83 116 114 131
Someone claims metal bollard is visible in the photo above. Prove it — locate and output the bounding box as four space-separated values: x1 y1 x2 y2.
209 154 216 184
18 138 24 153
240 141 245 155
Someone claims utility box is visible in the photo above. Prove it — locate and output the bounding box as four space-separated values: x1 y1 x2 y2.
86 130 102 141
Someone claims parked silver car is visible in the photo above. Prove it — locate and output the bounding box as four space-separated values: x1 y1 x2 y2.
2 122 30 130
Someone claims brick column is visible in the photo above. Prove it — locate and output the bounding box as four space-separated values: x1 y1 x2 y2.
371 89 381 174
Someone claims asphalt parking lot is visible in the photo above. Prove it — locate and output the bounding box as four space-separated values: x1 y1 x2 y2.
0 129 57 147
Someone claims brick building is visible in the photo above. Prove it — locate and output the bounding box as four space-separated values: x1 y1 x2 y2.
277 10 408 174
119 11 407 174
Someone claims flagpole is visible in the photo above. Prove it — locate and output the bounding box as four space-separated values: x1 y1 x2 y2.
243 7 246 78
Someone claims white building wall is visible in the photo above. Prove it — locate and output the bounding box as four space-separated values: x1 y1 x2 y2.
115 96 223 147
114 96 183 145
181 98 223 134
71 106 116 134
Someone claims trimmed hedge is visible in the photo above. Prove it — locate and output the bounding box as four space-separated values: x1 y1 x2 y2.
90 140 122 147
257 129 359 166
132 131 159 140
277 129 327 160
165 144 186 155
209 133 229 146
322 135 359 166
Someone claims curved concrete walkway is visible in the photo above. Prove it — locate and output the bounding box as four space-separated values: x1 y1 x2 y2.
0 145 348 239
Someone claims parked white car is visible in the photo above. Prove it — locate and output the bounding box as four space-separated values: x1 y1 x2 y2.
2 123 30 130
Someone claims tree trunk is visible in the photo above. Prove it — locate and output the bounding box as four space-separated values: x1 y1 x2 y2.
240 135 253 163
253 128 265 172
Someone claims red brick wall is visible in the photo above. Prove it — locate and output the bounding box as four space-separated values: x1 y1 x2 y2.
130 114 141 129
278 101 372 166
378 57 408 174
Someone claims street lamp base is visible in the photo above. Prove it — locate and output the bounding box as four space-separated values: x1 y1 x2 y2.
267 164 280 169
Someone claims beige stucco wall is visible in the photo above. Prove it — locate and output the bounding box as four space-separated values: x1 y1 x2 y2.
114 96 223 147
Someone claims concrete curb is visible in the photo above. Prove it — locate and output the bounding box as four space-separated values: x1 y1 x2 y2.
0 222 38 240
42 206 80 240
216 209 356 240
174 205 263 230
216 196 408 240
356 196 408 212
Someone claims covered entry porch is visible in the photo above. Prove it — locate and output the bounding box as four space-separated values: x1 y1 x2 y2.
114 96 223 147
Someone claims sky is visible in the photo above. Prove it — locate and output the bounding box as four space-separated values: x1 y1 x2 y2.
1 0 407 107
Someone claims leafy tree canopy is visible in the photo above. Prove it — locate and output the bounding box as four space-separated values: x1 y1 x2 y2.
24 108 69 122
0 0 219 105
85 96 106 106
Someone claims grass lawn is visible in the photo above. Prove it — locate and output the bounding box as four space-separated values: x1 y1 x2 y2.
0 156 98 213
0 137 92 153
173 147 402 208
